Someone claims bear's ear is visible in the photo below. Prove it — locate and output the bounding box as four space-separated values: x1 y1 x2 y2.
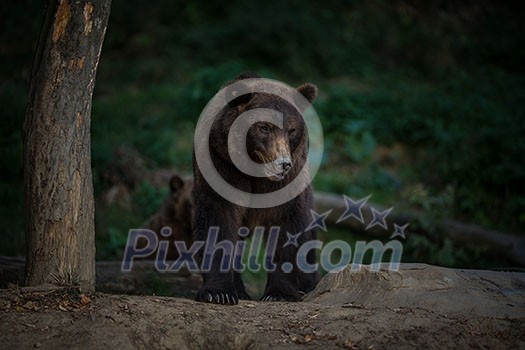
296 83 318 104
224 72 261 108
169 175 184 194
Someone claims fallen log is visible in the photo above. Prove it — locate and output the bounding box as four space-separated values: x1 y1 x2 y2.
0 256 201 297
313 192 525 266
104 168 525 266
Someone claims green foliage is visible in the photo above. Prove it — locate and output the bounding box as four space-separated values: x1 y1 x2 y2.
95 181 168 260
402 234 495 269
133 181 168 219
316 70 525 232
95 204 141 260
0 77 28 256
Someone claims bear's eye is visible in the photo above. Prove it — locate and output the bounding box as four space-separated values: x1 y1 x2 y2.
259 124 270 133
288 128 296 134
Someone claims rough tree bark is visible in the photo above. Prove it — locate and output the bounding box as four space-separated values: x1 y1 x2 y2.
23 0 111 291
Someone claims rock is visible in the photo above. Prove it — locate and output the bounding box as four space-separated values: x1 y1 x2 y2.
306 263 525 318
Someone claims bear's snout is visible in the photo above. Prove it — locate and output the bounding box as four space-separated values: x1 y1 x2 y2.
269 156 292 181
275 157 292 173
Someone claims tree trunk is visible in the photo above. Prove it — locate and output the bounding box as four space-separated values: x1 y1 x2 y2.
23 0 111 291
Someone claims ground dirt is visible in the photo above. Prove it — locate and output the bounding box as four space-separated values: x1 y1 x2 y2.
1 264 524 350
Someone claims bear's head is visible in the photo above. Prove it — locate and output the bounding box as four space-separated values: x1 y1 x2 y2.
145 174 193 235
211 72 318 182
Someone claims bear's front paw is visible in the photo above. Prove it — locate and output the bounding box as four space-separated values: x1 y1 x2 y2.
196 286 239 305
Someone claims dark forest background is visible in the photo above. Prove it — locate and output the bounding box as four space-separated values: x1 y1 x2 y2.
1 0 524 270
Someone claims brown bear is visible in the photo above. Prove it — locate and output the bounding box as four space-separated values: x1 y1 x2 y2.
140 174 194 260
192 72 319 304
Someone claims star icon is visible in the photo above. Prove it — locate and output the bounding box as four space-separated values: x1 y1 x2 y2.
365 207 393 231
305 209 332 232
336 194 372 224
390 223 409 239
283 231 301 248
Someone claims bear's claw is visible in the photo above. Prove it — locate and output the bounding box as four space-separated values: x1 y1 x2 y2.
260 294 301 302
197 288 239 305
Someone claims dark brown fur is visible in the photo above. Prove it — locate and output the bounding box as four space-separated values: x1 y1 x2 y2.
140 175 193 260
192 72 319 304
